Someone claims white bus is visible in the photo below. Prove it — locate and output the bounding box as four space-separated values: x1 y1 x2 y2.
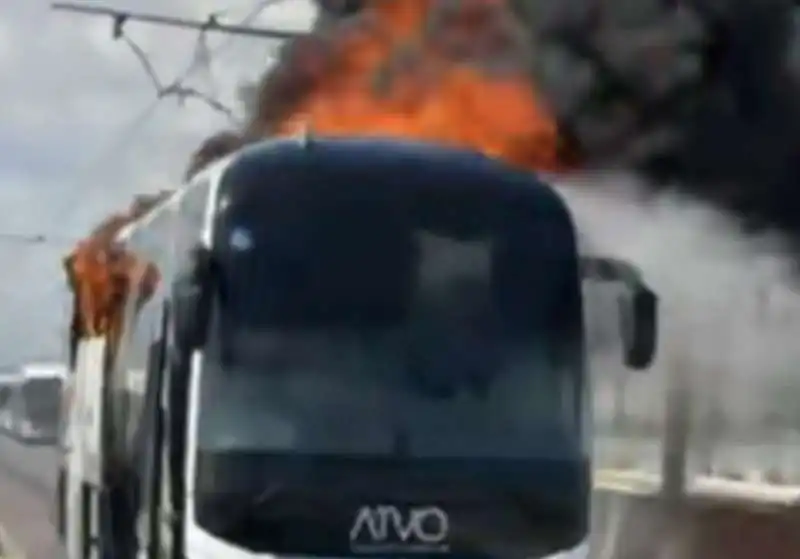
57 137 658 559
0 362 66 442
13 362 68 442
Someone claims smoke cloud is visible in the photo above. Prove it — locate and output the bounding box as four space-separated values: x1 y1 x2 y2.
561 171 800 477
310 0 800 242
515 0 800 242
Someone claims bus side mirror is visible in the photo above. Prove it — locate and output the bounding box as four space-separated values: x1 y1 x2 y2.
581 257 658 370
173 246 214 351
619 282 657 369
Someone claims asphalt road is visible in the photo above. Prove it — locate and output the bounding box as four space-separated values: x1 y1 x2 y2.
0 435 61 559
0 436 631 559
0 433 794 559
0 435 671 559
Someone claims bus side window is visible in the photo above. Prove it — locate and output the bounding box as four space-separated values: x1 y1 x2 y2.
175 177 211 274
118 202 176 460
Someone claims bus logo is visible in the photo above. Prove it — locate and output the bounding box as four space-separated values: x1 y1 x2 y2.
349 505 449 553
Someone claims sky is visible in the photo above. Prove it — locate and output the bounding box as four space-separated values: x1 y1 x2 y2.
0 0 318 365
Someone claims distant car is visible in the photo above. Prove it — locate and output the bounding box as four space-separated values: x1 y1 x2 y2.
1 363 66 445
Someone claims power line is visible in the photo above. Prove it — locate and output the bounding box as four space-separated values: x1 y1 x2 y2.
4 1 299 254
192 0 290 98
119 32 239 123
0 100 163 255
45 100 163 239
45 0 292 235
50 0 294 149
1 4 303 358
197 0 291 89
156 0 291 116
0 233 79 246
51 2 302 40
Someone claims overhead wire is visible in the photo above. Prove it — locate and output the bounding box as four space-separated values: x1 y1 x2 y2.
77 0 289 192
0 5 273 373
74 0 291 197
120 33 238 123
2 0 294 250
73 0 290 190
118 0 291 124
0 0 299 365
0 232 79 246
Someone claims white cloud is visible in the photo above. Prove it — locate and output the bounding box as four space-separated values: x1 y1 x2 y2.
0 0 317 363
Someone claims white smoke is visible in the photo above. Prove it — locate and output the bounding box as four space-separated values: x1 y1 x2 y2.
552 171 800 478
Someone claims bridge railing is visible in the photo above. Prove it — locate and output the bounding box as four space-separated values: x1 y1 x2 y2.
588 282 800 488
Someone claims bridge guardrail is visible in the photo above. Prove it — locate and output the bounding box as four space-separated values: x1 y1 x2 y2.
594 467 800 507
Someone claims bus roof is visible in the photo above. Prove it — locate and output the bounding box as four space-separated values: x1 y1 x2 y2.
221 136 575 232
21 362 68 379
114 148 237 244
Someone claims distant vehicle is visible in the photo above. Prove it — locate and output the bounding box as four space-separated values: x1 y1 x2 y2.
4 363 67 443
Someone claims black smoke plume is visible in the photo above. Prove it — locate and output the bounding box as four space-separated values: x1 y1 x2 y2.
314 0 800 242
187 0 799 246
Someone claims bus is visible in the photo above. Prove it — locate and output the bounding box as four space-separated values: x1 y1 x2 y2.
0 363 66 442
11 362 68 442
57 136 658 559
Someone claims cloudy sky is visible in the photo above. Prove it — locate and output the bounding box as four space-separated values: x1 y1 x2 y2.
0 0 317 364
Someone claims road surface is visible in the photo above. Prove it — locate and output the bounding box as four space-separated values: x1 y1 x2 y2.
0 433 797 559
0 436 61 559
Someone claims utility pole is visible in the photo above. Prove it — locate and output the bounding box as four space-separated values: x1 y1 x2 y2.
661 352 691 504
51 2 304 40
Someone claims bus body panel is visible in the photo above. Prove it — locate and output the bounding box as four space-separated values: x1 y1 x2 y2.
60 137 595 559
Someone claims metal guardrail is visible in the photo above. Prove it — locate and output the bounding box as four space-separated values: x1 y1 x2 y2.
594 434 800 487
594 468 800 507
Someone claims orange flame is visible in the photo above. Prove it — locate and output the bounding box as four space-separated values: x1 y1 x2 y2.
63 192 168 361
187 0 576 174
252 0 570 171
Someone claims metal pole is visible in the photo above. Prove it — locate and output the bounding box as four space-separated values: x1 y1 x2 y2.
612 367 627 432
661 350 691 505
